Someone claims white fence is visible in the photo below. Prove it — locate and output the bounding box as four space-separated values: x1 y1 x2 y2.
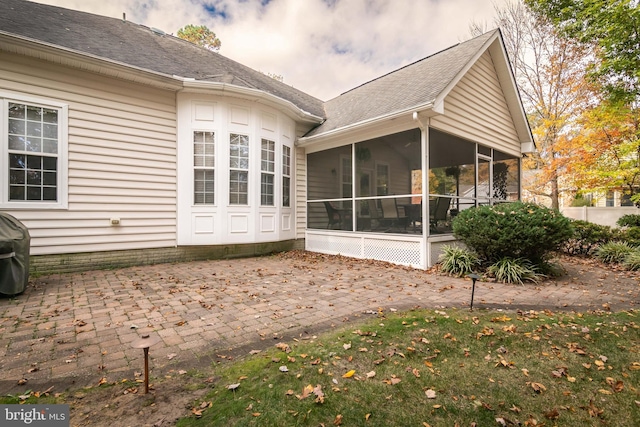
561 207 639 228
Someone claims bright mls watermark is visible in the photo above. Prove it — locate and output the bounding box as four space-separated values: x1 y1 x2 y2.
1 405 69 426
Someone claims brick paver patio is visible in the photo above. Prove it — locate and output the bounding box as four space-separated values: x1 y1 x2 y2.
1 252 638 395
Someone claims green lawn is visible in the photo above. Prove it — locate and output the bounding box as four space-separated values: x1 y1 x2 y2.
177 308 639 426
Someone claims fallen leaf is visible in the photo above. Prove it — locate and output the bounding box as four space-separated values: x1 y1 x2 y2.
227 383 240 390
334 414 343 425
544 408 559 420
530 382 546 393
275 342 292 353
342 370 355 378
366 371 376 379
425 389 436 399
279 366 289 372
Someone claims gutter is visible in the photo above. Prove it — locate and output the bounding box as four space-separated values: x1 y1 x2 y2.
297 99 443 147
179 79 324 124
0 32 325 124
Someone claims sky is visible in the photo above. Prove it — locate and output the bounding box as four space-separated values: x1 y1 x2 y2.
31 0 508 100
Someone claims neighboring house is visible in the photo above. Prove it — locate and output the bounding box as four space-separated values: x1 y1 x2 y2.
0 0 533 274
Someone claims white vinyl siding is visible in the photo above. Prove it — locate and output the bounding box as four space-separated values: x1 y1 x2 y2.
431 51 520 157
0 53 177 255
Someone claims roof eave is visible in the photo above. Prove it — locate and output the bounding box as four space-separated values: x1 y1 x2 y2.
298 100 442 148
180 79 324 124
1 32 324 125
0 31 183 90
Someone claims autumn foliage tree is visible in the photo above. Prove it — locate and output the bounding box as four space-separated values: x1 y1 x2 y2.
177 24 221 52
525 0 640 104
567 101 640 204
471 1 595 209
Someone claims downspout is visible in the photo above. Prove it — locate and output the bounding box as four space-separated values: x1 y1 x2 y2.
413 112 430 268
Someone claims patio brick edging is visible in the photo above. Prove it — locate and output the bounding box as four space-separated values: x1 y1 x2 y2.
29 239 304 275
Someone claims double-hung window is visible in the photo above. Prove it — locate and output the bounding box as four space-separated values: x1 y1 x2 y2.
2 94 67 208
282 145 291 207
193 131 215 205
229 133 249 205
260 138 275 206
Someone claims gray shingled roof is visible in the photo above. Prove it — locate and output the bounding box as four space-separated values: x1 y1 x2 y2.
305 30 498 137
1 1 503 138
0 0 325 118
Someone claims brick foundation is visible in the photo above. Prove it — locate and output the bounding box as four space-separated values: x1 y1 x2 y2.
30 239 305 275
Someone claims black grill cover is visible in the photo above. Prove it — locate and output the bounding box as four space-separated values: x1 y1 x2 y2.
0 212 30 295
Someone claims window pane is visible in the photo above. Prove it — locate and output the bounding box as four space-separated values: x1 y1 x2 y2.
282 176 290 207
8 103 25 119
282 145 291 175
8 135 24 151
27 121 41 137
27 186 42 200
43 171 57 186
27 170 41 185
261 173 274 206
43 156 57 171
8 119 25 135
6 103 60 203
26 137 42 152
43 139 58 154
43 187 57 201
9 154 25 169
10 170 25 184
42 123 57 139
194 169 214 205
42 108 58 123
26 105 41 121
9 186 25 200
229 170 248 205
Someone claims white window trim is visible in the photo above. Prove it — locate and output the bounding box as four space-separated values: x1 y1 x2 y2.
0 91 68 209
193 130 216 206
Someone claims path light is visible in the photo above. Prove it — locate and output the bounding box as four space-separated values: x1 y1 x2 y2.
131 333 161 394
467 273 481 311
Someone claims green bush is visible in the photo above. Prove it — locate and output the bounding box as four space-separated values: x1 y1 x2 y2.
617 214 640 228
452 202 573 264
622 227 640 246
622 250 640 271
487 257 543 284
562 220 615 256
595 241 637 263
438 245 479 277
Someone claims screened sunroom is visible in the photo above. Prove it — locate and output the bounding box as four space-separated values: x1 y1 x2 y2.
304 127 520 268
300 30 533 269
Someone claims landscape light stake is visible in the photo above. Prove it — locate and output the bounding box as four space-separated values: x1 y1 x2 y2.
467 273 480 311
131 333 161 394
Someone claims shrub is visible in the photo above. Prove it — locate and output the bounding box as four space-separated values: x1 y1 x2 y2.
623 250 640 271
438 245 479 277
487 257 543 284
617 214 640 228
621 227 640 246
595 241 637 264
452 202 573 264
562 220 615 256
